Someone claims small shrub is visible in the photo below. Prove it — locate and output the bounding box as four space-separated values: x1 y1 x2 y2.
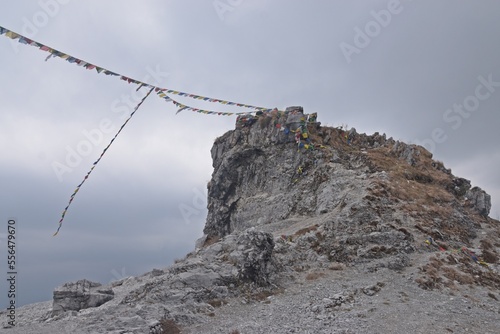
305 271 326 280
207 299 224 307
328 262 345 271
415 274 442 290
441 266 474 285
481 249 498 264
429 256 443 269
203 235 220 247
480 239 499 263
481 239 493 250
253 290 274 301
158 318 181 334
258 115 272 128
416 261 444 290
294 225 318 237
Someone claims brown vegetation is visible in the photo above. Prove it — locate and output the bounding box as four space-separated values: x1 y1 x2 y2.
293 224 318 237
158 318 181 334
305 271 326 281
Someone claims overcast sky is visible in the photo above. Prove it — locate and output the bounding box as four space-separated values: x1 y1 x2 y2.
1 0 499 309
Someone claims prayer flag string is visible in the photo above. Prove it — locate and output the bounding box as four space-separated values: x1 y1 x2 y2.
0 23 274 235
0 25 272 115
155 89 258 116
53 87 154 236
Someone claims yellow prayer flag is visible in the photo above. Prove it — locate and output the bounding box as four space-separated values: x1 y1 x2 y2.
5 31 19 39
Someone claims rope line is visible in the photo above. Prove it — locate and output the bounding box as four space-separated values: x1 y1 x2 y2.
53 87 154 236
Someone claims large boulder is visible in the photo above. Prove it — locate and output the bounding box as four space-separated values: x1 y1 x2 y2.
391 141 420 166
229 229 275 286
466 186 492 216
52 279 114 316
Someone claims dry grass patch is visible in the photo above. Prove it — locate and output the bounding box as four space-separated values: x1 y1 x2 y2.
158 318 181 334
480 239 499 263
417 251 500 291
482 249 498 264
203 235 220 247
367 146 456 208
328 262 345 271
294 224 318 237
258 115 272 128
441 266 474 285
207 298 224 308
305 271 327 281
243 287 285 303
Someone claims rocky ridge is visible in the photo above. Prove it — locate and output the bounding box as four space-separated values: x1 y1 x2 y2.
2 108 499 333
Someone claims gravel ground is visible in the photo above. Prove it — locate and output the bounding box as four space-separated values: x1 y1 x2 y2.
2 251 499 334
182 261 500 334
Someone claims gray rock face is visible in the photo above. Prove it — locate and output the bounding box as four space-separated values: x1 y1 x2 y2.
204 112 494 243
52 279 114 316
466 186 492 216
391 140 420 166
232 229 275 285
205 116 366 240
205 127 297 239
450 177 471 196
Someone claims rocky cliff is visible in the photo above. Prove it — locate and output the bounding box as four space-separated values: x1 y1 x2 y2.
204 108 491 243
2 109 499 334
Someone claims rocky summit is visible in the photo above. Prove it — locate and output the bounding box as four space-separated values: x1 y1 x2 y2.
2 108 499 333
